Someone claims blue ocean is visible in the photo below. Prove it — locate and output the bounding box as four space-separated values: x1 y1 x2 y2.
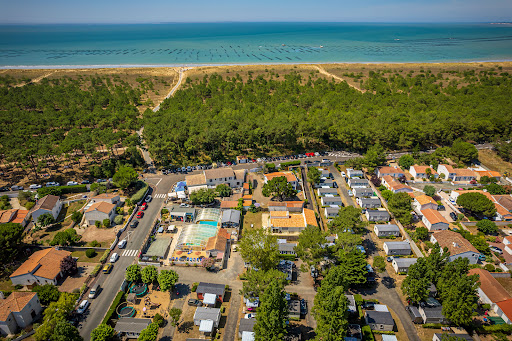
1 23 512 67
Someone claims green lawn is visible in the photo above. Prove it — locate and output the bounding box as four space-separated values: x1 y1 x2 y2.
71 250 103 263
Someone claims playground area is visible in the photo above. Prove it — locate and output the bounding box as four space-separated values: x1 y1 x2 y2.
125 286 171 319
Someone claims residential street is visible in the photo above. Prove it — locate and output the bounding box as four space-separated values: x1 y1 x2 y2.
353 233 421 341
329 164 355 207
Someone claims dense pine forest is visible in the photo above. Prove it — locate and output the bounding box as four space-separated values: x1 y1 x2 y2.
143 68 512 165
0 76 142 177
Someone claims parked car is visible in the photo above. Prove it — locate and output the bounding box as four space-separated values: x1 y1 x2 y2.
89 284 100 299
244 313 256 319
118 240 127 249
341 171 346 177
102 264 113 274
141 202 148 210
145 195 152 203
386 256 394 262
137 211 144 219
348 190 353 197
362 301 375 310
11 185 23 191
0 186 9 192
188 299 202 307
356 245 366 254
491 246 503 254
130 220 139 228
81 180 91 184
110 253 119 263
449 212 457 220
300 299 307 315
310 266 318 278
77 300 90 314
29 184 41 190
67 181 78 186
180 203 189 208
46 182 60 187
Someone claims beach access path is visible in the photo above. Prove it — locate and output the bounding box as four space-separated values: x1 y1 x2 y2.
314 65 364 93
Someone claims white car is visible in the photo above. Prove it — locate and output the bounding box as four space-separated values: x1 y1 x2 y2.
46 182 60 187
11 185 23 191
77 299 90 314
118 240 127 249
29 184 42 190
341 171 346 177
110 253 119 263
244 313 256 319
348 190 353 197
145 195 152 202
67 181 78 186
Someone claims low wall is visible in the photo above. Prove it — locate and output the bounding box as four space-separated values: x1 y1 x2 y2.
490 271 511 278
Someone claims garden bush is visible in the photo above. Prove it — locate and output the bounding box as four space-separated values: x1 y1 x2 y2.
191 282 199 292
362 325 374 341
114 215 124 225
91 264 102 276
99 250 110 263
85 249 97 258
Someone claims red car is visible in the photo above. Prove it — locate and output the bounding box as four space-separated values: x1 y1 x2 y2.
141 202 148 210
137 211 144 219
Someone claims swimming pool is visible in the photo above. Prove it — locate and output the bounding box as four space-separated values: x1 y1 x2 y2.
198 221 218 227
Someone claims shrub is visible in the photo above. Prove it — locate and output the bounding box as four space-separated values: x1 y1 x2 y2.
91 264 102 276
484 264 496 272
86 249 97 258
153 313 164 327
90 240 100 247
25 201 35 210
422 323 443 329
114 215 124 225
191 282 199 292
373 256 386 272
99 250 110 263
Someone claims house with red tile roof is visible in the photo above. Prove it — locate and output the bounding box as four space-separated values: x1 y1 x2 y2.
437 164 476 182
0 209 29 227
0 292 42 336
84 201 116 226
474 170 501 182
10 248 71 286
267 208 317 234
469 268 512 324
430 230 480 264
268 201 304 212
381 175 413 194
413 195 438 214
409 165 438 179
421 208 449 231
264 171 299 190
377 166 405 179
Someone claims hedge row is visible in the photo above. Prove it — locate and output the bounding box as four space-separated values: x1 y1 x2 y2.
130 181 148 203
477 324 512 334
102 291 125 325
280 160 301 167
37 184 88 197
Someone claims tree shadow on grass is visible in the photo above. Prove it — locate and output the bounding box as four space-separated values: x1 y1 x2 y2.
177 321 193 333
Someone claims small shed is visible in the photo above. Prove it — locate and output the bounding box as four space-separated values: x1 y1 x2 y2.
221 209 241 228
203 293 217 307
196 282 226 302
419 306 447 324
353 188 375 198
193 307 221 327
114 318 152 339
366 209 391 222
238 318 256 338
365 310 395 331
324 207 339 218
288 299 301 319
392 258 417 274
383 241 412 256
374 224 400 237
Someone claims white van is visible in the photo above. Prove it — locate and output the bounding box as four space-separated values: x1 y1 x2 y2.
77 299 90 314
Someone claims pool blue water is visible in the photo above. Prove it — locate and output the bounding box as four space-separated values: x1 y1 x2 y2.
1 23 512 66
198 221 218 227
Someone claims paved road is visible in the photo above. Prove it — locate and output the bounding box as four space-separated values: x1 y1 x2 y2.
329 165 354 207
354 234 420 341
79 181 177 340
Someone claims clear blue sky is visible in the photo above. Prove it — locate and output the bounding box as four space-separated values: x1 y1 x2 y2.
1 0 511 24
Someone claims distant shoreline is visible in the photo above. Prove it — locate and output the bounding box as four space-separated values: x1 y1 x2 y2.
2 60 512 70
